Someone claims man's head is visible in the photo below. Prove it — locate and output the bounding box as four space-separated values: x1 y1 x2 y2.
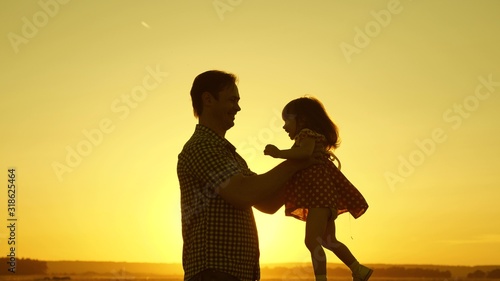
190 70 241 135
190 70 238 118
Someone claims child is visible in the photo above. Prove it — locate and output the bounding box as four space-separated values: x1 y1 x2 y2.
264 97 373 281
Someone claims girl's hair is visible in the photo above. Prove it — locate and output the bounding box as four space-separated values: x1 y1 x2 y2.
283 96 340 150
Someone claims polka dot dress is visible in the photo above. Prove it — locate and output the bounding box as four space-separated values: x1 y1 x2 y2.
285 129 369 221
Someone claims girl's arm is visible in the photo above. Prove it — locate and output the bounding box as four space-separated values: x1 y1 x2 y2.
264 137 316 160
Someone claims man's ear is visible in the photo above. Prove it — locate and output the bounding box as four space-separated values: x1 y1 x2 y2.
201 91 214 107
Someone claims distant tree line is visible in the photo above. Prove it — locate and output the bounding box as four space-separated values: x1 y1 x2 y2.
371 266 452 278
0 258 47 275
467 269 500 279
261 265 453 278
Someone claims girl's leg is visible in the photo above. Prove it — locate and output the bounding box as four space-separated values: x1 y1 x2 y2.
305 208 330 280
321 213 357 267
322 212 373 281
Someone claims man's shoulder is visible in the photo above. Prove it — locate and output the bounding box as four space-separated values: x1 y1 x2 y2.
181 130 219 153
178 130 227 165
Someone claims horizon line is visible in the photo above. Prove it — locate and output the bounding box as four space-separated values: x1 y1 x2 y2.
9 258 500 267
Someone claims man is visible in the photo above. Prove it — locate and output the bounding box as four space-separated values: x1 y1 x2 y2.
177 70 313 281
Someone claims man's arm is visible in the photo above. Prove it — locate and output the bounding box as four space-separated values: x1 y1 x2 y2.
253 187 286 214
217 159 306 209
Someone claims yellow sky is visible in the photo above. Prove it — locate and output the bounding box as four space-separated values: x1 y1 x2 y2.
1 0 499 267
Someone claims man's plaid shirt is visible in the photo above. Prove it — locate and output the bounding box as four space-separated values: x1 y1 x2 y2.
177 124 260 281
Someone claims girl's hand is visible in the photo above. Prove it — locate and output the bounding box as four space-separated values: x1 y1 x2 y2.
264 144 281 158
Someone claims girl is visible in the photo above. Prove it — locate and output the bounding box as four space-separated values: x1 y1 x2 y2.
264 97 372 281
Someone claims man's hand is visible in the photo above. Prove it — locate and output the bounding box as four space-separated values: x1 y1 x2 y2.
264 144 281 158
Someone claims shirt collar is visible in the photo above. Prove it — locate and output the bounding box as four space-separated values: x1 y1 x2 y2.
195 124 236 152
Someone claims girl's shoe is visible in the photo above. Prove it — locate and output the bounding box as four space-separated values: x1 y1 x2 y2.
352 264 373 281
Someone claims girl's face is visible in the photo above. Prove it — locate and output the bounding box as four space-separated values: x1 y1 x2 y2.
282 115 299 140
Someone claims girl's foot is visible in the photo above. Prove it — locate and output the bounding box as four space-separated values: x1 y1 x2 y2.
352 264 373 281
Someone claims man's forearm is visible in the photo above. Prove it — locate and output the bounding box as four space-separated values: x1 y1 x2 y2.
253 187 286 214
218 160 301 209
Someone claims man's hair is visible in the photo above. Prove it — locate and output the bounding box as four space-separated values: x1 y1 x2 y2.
190 70 238 118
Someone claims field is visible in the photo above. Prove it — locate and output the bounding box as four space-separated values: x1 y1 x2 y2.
2 261 500 281
2 276 500 281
